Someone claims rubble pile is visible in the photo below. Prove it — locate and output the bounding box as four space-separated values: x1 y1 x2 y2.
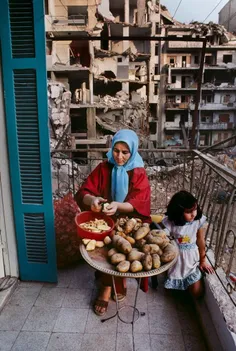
48 80 71 149
190 22 230 43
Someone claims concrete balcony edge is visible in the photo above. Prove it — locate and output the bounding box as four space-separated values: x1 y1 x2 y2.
195 253 236 350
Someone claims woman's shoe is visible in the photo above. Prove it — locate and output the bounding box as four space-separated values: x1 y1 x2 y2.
93 299 109 316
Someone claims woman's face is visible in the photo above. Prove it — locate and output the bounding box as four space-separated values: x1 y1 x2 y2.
183 203 197 222
112 142 131 166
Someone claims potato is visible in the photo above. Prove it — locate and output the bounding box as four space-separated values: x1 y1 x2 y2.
152 254 161 269
134 226 150 240
134 222 142 231
147 235 164 246
112 235 132 254
82 238 91 245
124 218 137 234
127 250 145 262
95 241 104 248
159 239 170 250
86 240 96 251
142 244 161 255
150 229 167 239
104 236 112 245
117 231 136 245
135 238 146 249
160 244 177 263
102 202 110 212
116 260 130 273
142 254 152 271
130 260 143 273
107 248 118 257
110 253 126 265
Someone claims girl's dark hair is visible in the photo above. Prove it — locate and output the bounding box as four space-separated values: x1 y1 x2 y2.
166 190 202 226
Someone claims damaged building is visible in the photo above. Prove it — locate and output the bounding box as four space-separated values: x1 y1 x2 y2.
45 0 236 150
163 22 236 147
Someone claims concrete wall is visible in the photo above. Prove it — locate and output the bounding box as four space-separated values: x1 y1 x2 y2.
219 0 236 33
0 59 18 278
217 50 236 65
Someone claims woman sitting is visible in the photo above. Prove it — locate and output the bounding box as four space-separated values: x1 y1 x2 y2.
75 129 151 316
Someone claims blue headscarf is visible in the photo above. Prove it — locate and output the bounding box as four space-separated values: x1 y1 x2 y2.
106 129 144 202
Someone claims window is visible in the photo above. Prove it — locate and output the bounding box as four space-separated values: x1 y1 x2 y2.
149 122 157 134
117 57 122 63
169 57 176 67
223 54 232 63
194 55 199 64
222 95 231 104
154 84 158 95
68 6 88 25
171 76 176 84
155 44 159 56
154 64 159 75
166 114 175 122
205 56 212 65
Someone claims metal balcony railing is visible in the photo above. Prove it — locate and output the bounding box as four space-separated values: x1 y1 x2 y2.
51 148 236 302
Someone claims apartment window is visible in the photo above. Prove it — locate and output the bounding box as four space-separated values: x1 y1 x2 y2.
171 76 176 84
182 56 186 67
149 122 157 134
223 54 232 63
202 94 212 103
194 55 199 64
68 6 88 25
166 114 175 122
154 65 159 75
166 96 175 103
169 57 176 67
205 56 212 65
155 44 159 56
117 57 122 63
222 95 231 104
219 113 229 122
154 84 158 95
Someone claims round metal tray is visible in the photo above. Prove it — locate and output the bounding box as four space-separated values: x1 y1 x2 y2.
79 241 179 278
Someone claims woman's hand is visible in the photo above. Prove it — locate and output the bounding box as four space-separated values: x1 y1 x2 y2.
102 201 119 216
199 259 214 274
91 197 107 213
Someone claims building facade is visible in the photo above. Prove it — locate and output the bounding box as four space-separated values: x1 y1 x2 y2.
45 1 236 149
219 0 236 33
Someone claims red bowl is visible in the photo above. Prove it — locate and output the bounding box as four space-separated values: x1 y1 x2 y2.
75 211 115 240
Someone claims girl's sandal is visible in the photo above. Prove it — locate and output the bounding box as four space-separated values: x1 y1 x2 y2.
93 299 109 316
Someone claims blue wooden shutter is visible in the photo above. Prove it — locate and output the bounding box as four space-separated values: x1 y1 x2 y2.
0 0 57 282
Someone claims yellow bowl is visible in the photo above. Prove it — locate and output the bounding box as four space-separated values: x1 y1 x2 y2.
151 214 164 224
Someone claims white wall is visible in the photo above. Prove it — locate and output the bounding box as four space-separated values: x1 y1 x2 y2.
0 58 18 277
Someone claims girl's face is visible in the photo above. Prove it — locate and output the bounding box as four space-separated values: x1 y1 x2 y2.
183 203 197 222
112 142 131 166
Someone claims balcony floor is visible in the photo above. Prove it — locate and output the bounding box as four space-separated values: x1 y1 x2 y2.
0 261 208 350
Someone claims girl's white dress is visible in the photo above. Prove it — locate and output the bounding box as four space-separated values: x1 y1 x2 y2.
162 215 207 290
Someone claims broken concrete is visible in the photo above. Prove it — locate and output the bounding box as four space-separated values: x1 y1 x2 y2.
48 80 71 149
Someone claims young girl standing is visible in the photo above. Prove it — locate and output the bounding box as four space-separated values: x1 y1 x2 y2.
162 190 214 298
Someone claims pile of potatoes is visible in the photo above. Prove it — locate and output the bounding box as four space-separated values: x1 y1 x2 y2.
104 217 177 273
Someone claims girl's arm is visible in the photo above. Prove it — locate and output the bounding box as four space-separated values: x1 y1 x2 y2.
197 227 214 274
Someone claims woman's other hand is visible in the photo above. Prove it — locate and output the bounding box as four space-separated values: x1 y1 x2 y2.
102 201 119 216
91 197 107 212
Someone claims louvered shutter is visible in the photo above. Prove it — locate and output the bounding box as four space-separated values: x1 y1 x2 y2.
0 0 57 282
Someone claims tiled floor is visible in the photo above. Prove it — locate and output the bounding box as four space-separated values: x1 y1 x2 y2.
0 261 208 351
